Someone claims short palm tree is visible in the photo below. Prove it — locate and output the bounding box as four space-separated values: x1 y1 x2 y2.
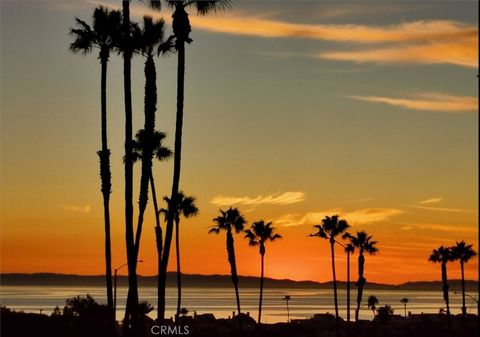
310 215 349 334
283 295 291 323
429 246 454 315
158 0 232 321
450 241 476 316
344 231 378 322
245 220 282 323
209 207 247 315
131 129 171 320
161 192 198 318
400 298 409 318
367 295 378 318
343 241 355 323
69 6 121 324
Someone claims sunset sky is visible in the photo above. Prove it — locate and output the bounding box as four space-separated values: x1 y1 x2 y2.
1 0 478 285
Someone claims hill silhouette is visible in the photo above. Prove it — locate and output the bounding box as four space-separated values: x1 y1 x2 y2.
1 273 477 291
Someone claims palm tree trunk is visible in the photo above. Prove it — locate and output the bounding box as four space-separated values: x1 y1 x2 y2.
158 34 186 322
441 262 450 315
330 241 340 337
226 230 241 315
404 303 407 318
175 218 182 318
355 254 366 322
258 250 265 324
346 251 351 323
99 56 114 326
460 260 466 316
286 301 290 322
150 175 163 321
134 54 157 258
122 0 138 326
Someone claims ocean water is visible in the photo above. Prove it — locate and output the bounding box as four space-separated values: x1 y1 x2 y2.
0 286 477 323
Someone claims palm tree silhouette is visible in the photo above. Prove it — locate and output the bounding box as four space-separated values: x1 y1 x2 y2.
344 231 378 322
120 0 161 326
400 298 409 318
69 6 121 325
245 220 282 323
209 207 247 315
131 129 171 320
367 295 378 318
310 215 349 335
131 16 173 266
343 242 355 323
160 192 198 318
158 0 232 321
429 246 454 316
283 295 291 323
451 241 476 316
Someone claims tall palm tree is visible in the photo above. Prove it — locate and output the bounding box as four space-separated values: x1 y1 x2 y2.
209 207 247 315
400 298 409 318
344 242 355 323
367 295 378 318
345 231 378 322
161 192 198 318
120 0 161 326
429 246 454 316
131 130 171 320
158 0 232 321
451 241 477 316
310 215 349 335
69 6 121 324
245 220 282 324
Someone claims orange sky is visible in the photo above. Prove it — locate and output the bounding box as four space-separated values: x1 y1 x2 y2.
0 0 478 285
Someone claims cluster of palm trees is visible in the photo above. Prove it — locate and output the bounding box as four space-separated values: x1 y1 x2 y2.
429 240 477 317
69 0 232 331
309 215 378 335
209 208 282 323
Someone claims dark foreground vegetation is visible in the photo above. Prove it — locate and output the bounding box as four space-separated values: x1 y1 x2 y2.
2 305 478 337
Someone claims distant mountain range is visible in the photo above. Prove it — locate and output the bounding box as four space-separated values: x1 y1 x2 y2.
1 273 478 291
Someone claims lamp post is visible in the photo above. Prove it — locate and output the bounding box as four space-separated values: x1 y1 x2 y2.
114 259 143 322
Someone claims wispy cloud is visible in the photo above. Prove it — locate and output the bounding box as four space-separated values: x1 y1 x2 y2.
276 208 404 227
416 197 443 205
319 39 477 68
399 223 477 233
211 191 305 207
62 205 91 214
349 93 478 112
408 204 475 213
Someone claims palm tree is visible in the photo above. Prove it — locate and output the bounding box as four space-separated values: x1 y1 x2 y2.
283 295 291 323
69 6 121 324
343 242 355 323
451 241 477 316
158 0 232 321
310 215 349 334
344 231 378 322
245 220 282 323
400 298 409 318
209 207 247 315
429 246 454 316
131 129 171 320
161 192 198 318
120 0 161 326
367 295 378 318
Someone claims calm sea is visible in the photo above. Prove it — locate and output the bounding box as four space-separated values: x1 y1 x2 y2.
0 286 477 323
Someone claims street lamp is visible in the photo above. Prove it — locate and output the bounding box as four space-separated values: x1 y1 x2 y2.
114 260 143 322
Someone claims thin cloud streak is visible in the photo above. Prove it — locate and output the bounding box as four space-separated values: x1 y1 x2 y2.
319 40 477 68
276 208 404 227
211 191 305 207
399 223 477 233
417 197 443 205
62 205 91 214
349 93 478 112
407 204 475 213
